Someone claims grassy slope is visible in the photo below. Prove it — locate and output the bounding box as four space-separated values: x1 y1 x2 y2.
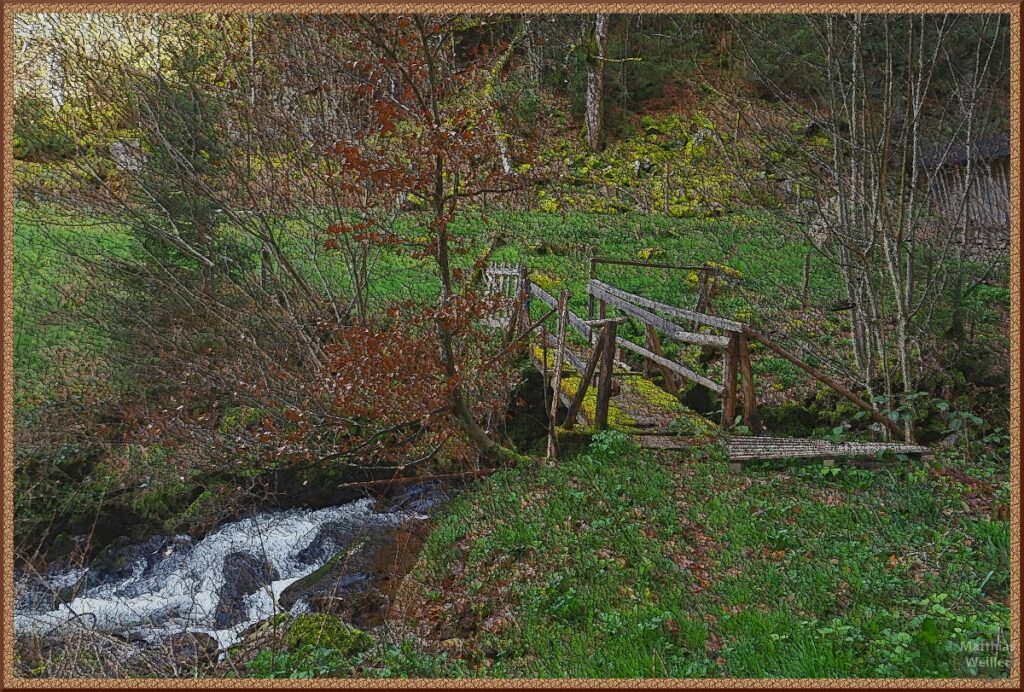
13 207 137 405
15 205 839 408
355 433 1009 679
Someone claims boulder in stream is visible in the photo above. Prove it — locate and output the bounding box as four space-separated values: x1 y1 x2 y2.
213 551 279 628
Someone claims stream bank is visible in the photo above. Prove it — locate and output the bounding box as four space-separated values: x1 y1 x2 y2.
13 483 448 677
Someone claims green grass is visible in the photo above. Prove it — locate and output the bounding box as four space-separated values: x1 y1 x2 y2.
679 453 1010 678
13 205 137 405
14 203 840 408
339 432 1010 679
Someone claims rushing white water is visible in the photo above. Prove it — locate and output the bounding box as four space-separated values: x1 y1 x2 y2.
14 496 432 649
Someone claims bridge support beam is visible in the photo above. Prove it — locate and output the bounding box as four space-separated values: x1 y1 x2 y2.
565 328 607 429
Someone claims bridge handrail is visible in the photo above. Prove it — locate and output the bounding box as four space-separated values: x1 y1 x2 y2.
487 262 909 442
530 283 593 341
587 280 743 333
613 335 725 394
588 282 732 349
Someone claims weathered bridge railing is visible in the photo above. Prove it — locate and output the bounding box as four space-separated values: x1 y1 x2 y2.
584 258 762 431
484 260 910 444
484 260 759 433
587 278 760 431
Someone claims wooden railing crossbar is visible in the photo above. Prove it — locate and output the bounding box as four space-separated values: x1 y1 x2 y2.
540 331 588 375
588 279 743 333
589 282 732 349
530 284 593 341
614 335 725 395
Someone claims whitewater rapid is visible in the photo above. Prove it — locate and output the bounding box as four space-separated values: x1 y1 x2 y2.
14 496 430 649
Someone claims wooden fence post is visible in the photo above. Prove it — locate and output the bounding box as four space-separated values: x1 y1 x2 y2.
505 264 530 344
564 327 606 429
587 257 598 342
547 290 570 460
595 320 617 430
721 333 739 427
645 324 678 395
737 333 761 433
695 273 708 315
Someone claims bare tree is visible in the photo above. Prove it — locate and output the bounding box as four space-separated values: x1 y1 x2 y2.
729 13 1009 439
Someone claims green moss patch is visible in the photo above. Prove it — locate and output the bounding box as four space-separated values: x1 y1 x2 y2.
285 614 371 655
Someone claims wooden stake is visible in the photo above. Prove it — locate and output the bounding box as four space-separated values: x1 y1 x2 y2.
721 334 739 427
737 333 762 433
595 321 617 430
587 257 598 345
645 324 678 395
547 290 570 460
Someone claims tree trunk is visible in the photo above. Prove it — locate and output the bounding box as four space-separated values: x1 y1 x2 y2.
585 14 608 153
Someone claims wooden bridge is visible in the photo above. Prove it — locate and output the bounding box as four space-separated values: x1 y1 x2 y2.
484 260 931 465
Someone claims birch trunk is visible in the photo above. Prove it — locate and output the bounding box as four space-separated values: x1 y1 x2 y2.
585 14 608 153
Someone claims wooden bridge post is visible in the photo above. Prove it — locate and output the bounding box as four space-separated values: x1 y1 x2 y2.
595 320 617 430
645 324 678 396
721 333 739 427
521 264 532 326
695 273 708 323
505 264 530 343
737 333 762 433
547 290 570 460
587 257 598 343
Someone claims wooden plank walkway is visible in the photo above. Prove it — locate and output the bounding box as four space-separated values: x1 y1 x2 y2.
531 342 720 450
727 436 932 462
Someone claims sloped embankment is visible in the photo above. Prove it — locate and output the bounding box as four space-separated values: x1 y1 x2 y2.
371 433 1009 678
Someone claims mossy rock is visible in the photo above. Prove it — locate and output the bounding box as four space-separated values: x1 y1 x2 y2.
279 550 348 611
284 613 371 655
554 428 595 457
